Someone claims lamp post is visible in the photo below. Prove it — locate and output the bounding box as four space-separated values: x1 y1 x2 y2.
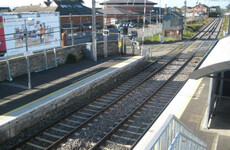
150 10 154 25
24 18 33 90
156 11 158 24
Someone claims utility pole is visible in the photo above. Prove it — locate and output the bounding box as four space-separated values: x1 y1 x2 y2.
69 13 74 45
103 1 108 58
141 0 147 55
184 0 187 32
92 0 97 62
159 0 161 24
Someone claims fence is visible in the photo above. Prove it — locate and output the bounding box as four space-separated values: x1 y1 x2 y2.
148 114 207 150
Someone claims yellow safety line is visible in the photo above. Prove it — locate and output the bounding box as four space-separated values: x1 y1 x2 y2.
0 57 138 118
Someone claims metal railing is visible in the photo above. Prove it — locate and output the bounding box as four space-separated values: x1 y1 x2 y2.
168 132 206 150
149 114 207 150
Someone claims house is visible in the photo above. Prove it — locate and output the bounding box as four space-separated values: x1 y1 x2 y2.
99 0 157 24
0 7 10 12
193 3 209 15
14 0 103 31
186 10 200 21
162 11 183 40
98 7 139 25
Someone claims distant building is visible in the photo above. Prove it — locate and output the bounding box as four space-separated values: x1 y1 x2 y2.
99 0 157 24
162 11 183 40
193 3 209 15
14 0 103 31
0 7 10 12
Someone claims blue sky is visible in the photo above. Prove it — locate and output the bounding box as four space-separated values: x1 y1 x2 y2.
0 0 229 9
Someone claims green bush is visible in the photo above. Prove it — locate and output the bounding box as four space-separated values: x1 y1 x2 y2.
66 53 77 63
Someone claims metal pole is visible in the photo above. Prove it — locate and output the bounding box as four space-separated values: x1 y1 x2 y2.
103 1 108 58
159 0 161 24
150 11 151 25
204 76 213 129
24 19 31 90
26 56 31 89
92 0 97 62
6 54 13 81
54 48 57 67
141 0 147 55
44 50 48 69
70 13 74 45
184 0 187 32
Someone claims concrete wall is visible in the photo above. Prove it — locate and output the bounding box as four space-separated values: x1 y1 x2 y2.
0 40 119 82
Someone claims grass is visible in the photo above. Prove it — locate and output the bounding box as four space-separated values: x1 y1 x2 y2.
220 16 229 37
137 33 180 44
183 18 214 38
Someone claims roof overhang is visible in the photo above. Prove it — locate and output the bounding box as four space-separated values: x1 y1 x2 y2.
189 36 230 79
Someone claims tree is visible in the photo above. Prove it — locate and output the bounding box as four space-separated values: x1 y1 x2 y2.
227 3 230 11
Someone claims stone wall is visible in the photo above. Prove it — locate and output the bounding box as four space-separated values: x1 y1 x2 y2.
0 40 119 82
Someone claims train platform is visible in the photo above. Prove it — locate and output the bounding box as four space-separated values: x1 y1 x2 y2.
0 55 145 143
134 77 230 150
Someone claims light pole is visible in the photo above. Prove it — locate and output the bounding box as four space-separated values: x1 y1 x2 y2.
156 11 158 24
150 10 154 24
92 0 97 62
24 18 33 90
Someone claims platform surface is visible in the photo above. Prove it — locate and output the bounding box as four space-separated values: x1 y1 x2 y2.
0 56 143 126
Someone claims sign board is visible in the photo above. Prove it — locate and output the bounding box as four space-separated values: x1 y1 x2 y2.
0 12 61 57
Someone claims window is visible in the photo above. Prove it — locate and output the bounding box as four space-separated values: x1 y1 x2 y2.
76 5 83 8
60 5 68 8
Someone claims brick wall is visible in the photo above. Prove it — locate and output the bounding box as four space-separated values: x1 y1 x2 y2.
0 40 119 82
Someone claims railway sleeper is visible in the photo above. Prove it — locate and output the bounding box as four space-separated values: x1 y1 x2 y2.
26 142 45 150
92 101 108 106
118 128 142 136
72 114 89 120
65 118 82 124
35 137 54 144
111 134 136 142
58 122 76 129
104 140 132 149
77 111 94 116
43 132 62 139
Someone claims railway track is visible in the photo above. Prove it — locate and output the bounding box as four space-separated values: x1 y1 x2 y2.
8 17 223 150
192 18 222 40
9 42 191 150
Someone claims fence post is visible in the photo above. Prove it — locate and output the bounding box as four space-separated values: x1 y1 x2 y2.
69 13 74 45
54 48 57 67
6 54 13 81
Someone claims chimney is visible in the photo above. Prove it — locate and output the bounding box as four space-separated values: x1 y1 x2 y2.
44 0 52 7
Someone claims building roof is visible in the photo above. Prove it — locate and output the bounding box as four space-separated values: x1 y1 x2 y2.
163 11 183 30
98 7 139 15
13 0 101 16
14 5 57 12
54 0 96 16
190 36 230 79
0 7 10 12
100 0 157 6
